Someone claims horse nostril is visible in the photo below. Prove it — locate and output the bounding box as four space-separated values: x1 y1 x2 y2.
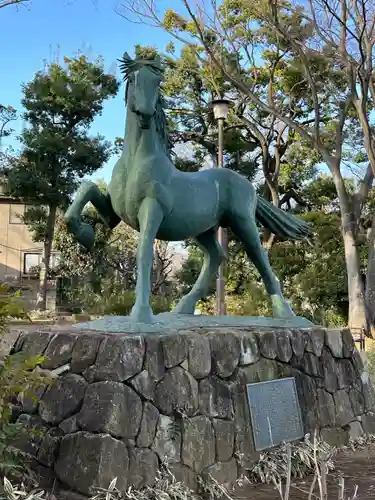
135 110 141 116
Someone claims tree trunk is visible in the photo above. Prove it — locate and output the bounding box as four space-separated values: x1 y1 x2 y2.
352 99 375 337
262 151 279 250
210 152 218 168
36 205 57 311
342 224 366 333
365 215 375 338
330 164 367 333
152 240 169 295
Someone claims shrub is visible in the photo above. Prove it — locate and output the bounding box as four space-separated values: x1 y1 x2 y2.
84 289 173 316
0 286 49 478
196 298 215 315
151 295 173 314
0 286 26 328
0 352 47 477
195 291 272 317
366 347 375 383
101 290 136 315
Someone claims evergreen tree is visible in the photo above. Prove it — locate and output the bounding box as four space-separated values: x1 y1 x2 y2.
5 55 119 309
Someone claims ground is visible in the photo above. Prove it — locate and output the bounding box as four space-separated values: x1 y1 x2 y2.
235 445 375 499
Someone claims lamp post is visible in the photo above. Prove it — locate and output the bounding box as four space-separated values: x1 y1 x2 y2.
209 98 231 316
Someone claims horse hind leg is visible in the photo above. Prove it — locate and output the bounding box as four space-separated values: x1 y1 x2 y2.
173 229 225 315
231 215 294 318
64 181 120 250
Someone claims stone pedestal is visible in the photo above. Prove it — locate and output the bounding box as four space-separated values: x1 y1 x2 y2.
9 325 375 497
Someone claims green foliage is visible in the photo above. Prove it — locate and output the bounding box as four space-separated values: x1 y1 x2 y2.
196 289 272 317
55 213 138 292
3 56 120 309
0 106 17 174
366 346 375 384
0 353 47 477
153 43 258 180
0 286 26 330
19 206 50 244
7 56 119 209
79 289 172 316
271 211 347 312
279 142 320 195
175 244 205 295
0 105 17 140
54 179 140 309
0 286 49 477
162 0 345 127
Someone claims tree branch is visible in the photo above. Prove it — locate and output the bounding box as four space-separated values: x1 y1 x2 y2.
269 0 322 146
0 0 29 8
353 163 374 222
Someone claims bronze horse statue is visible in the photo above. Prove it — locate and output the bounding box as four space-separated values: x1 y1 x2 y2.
64 53 312 324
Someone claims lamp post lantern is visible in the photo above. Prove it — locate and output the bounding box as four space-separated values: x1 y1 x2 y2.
209 98 231 316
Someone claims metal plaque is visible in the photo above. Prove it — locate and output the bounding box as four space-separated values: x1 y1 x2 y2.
246 377 304 451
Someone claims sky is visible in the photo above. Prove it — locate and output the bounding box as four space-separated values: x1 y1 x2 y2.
1 0 367 187
0 0 176 182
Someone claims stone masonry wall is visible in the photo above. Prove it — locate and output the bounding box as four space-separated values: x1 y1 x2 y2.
9 326 375 498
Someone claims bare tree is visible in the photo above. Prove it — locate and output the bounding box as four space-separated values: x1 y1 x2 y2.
267 0 375 334
301 0 375 334
117 0 375 335
152 239 174 295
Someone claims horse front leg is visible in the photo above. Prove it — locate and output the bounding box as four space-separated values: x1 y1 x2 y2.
130 197 164 324
64 181 120 250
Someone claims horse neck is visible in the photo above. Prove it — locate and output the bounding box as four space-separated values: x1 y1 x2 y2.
122 105 165 161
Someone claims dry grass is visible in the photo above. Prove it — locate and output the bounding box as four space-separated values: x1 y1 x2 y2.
247 433 335 485
245 432 361 500
1 433 373 500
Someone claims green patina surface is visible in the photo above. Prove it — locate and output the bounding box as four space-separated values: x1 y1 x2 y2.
74 313 313 334
65 52 313 327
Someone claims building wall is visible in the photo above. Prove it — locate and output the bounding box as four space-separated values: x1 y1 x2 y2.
0 199 42 282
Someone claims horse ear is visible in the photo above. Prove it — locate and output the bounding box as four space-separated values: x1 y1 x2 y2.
123 52 132 62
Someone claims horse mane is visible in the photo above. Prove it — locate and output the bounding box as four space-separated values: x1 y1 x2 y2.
118 54 172 158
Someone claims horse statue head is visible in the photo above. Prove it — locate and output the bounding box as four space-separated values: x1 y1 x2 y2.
119 52 164 130
118 52 171 156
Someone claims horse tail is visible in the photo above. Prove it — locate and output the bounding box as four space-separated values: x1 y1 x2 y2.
255 195 312 240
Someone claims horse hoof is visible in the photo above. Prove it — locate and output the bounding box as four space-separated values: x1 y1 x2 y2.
77 223 95 251
130 304 156 324
270 294 295 318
